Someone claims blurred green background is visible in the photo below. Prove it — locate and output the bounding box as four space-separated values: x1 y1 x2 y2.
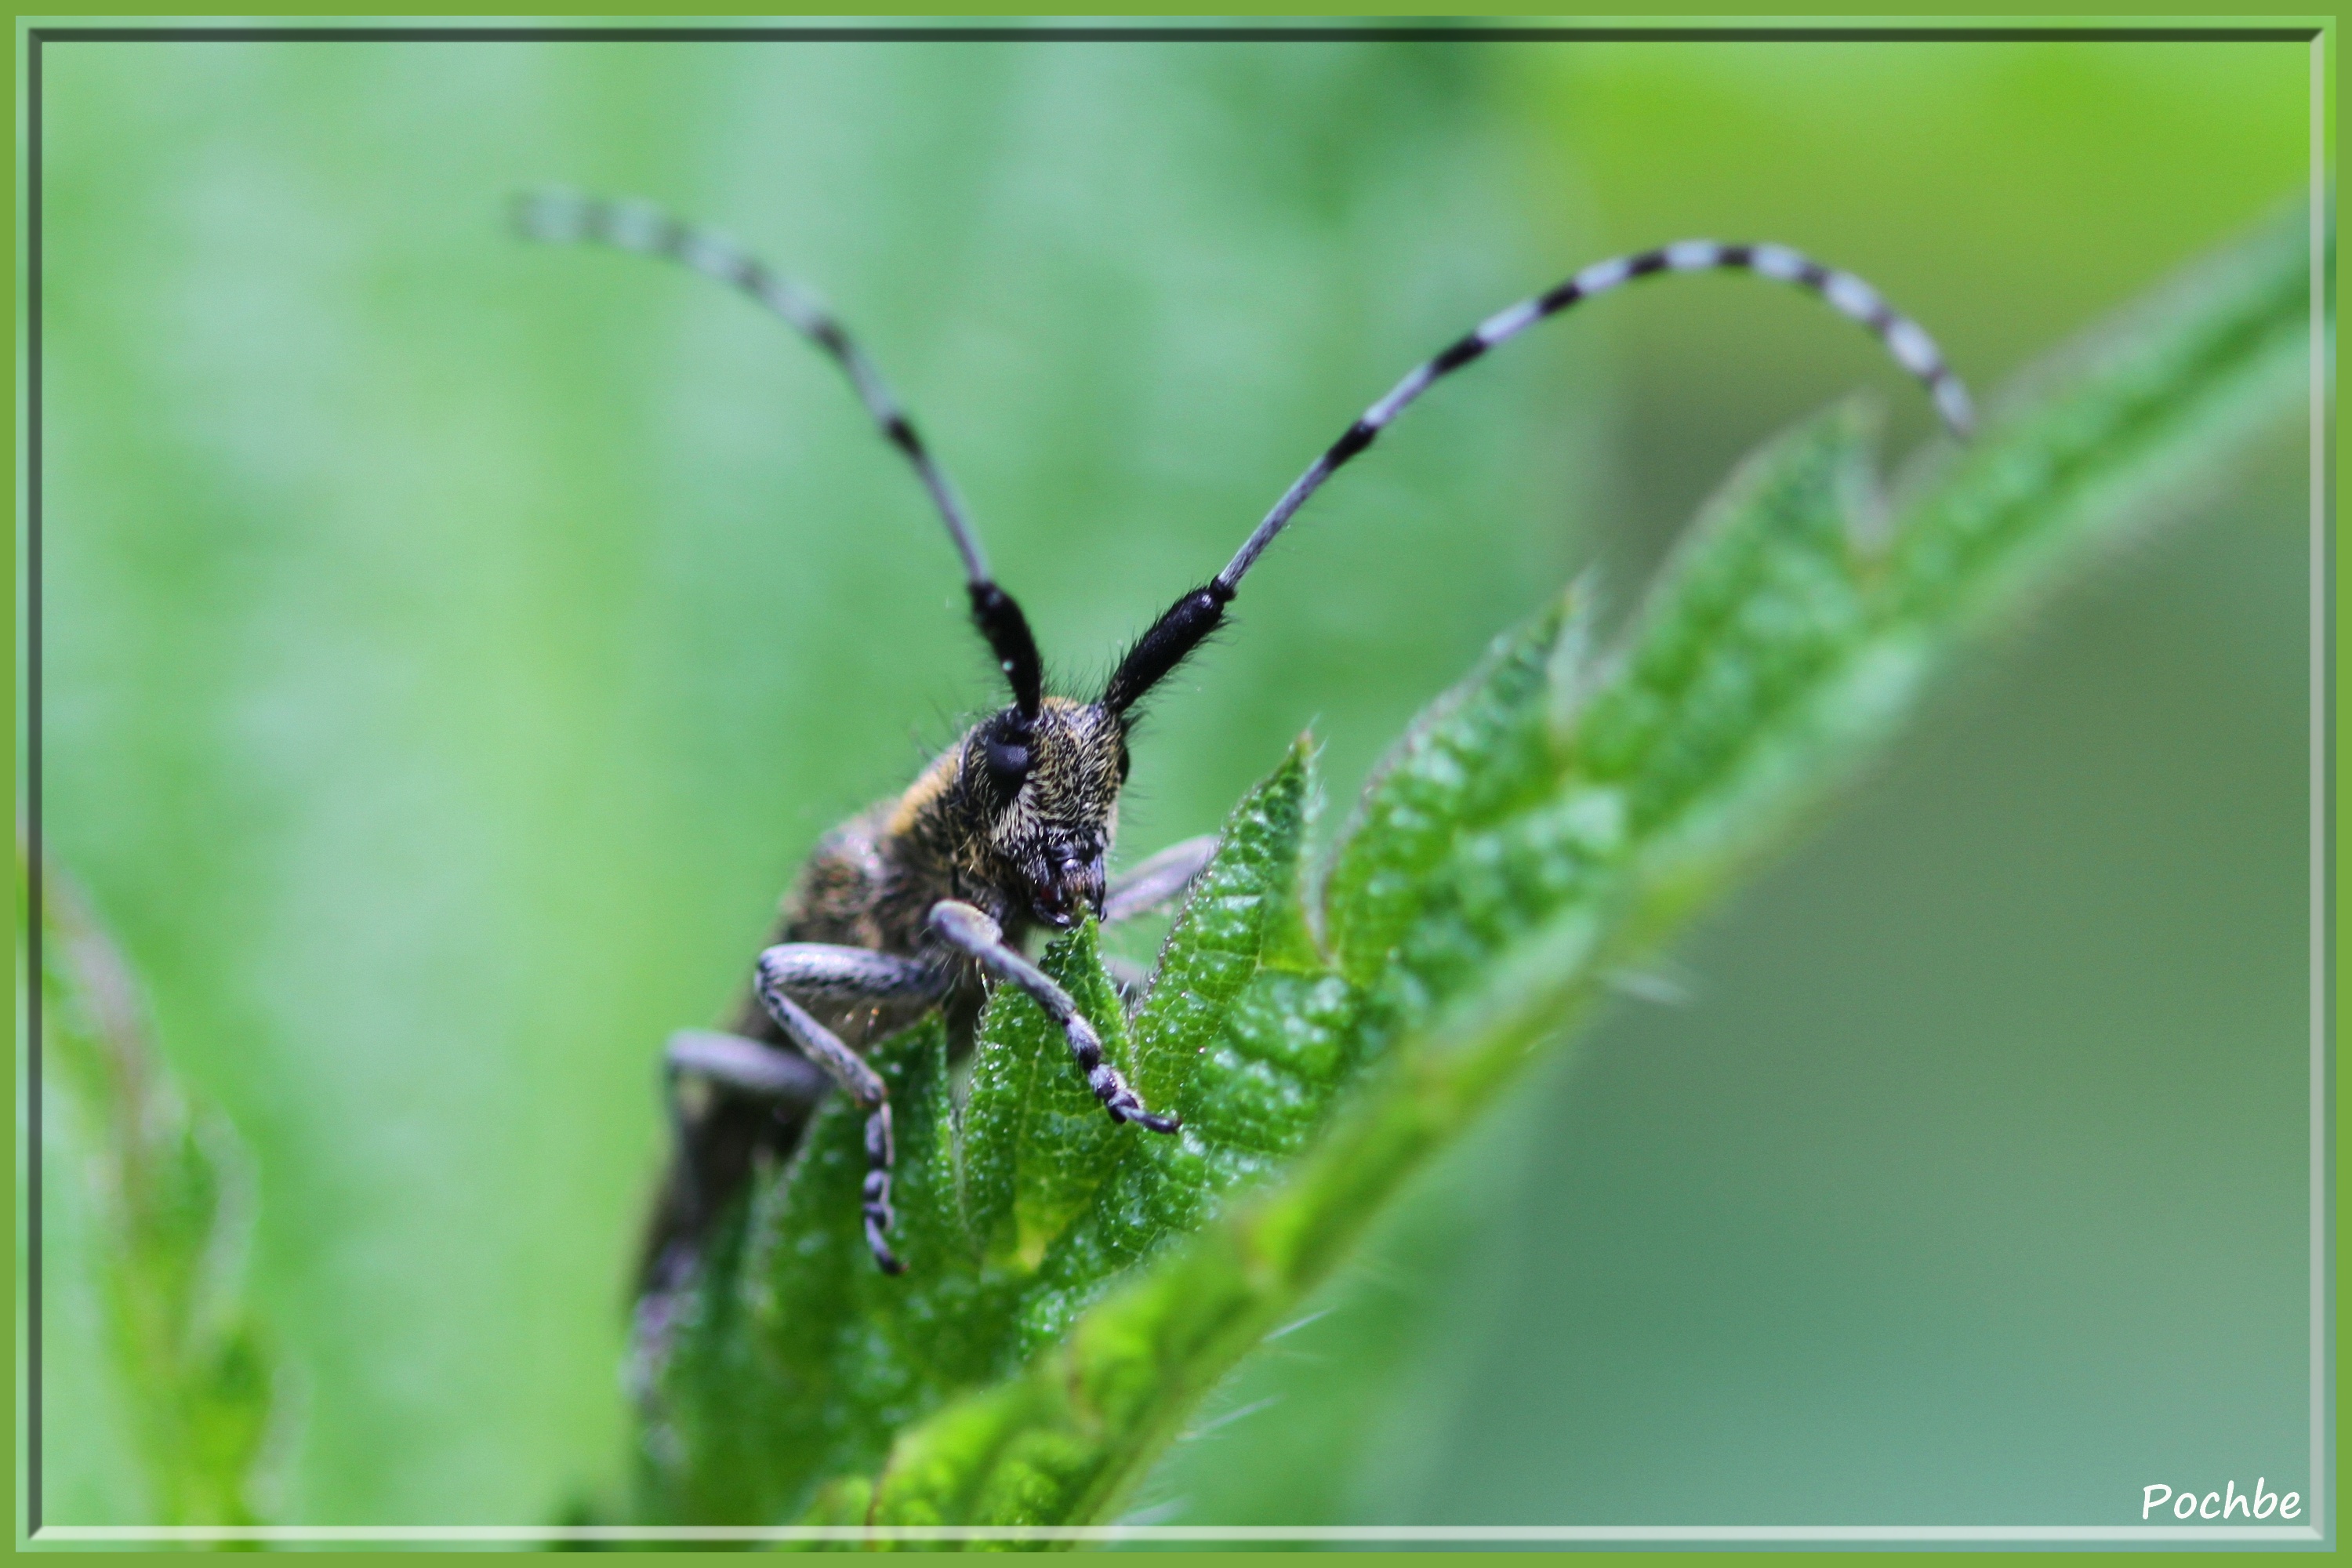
29 35 2313 1530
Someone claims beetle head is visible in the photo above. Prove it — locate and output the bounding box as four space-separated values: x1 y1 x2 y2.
964 696 1129 929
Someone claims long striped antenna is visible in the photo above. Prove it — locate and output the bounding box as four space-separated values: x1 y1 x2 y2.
514 189 1045 718
1102 239 1973 714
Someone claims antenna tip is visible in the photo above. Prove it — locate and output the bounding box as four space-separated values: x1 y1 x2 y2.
1935 377 1977 441
511 187 588 244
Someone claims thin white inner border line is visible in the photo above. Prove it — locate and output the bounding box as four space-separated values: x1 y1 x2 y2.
2307 24 2333 1551
23 1525 2336 1543
20 24 2332 1551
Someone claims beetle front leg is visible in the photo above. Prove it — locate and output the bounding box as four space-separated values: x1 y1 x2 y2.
749 944 946 1275
927 900 1180 1134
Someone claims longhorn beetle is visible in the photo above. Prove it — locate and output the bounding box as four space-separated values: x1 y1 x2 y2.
515 190 1973 1298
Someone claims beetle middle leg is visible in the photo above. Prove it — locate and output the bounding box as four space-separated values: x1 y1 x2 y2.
929 900 1181 1134
739 943 948 1273
663 1028 832 1103
1103 833 1220 924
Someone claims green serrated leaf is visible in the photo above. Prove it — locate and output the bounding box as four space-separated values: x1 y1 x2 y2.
1570 403 1878 829
1131 736 1319 1118
1322 587 1586 989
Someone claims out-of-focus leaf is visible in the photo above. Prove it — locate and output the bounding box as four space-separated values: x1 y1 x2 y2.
23 831 289 1528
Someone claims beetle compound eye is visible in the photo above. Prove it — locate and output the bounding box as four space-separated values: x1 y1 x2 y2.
984 735 1032 793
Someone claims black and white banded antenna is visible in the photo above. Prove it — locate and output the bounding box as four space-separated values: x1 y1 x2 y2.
514 188 1046 719
1102 239 1976 716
